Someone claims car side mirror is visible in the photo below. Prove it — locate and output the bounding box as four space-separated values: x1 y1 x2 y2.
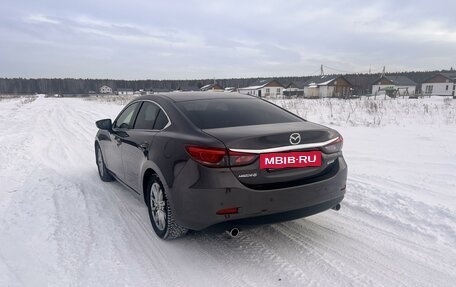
96 119 112 130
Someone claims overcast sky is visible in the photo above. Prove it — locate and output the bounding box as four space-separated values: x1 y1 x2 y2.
0 0 455 79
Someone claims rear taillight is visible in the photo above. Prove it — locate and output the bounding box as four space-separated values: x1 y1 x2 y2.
185 146 228 167
186 146 257 167
228 151 257 166
321 136 343 153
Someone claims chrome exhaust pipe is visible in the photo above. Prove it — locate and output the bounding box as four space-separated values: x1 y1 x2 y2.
226 227 240 238
332 203 341 211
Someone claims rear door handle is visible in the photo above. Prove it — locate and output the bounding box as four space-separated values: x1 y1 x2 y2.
114 136 122 145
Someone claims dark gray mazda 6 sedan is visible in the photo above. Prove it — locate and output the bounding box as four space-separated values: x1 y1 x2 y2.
95 92 347 239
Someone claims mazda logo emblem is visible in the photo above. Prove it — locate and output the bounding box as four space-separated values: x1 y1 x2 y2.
289 133 301 145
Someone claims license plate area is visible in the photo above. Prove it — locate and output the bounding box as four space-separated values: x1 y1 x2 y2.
260 151 322 169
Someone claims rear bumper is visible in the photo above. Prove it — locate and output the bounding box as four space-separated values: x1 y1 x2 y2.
170 156 347 231
211 195 344 230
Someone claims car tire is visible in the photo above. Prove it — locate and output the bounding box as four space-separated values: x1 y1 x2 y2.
96 144 114 182
146 175 188 240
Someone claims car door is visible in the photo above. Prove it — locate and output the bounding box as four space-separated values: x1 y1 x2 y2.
121 101 170 192
107 102 141 181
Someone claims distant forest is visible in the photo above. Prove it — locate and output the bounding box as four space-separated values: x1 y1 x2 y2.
0 70 452 95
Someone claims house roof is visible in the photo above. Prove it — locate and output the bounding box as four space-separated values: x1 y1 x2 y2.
240 79 284 90
285 79 308 89
440 72 456 80
421 72 456 83
152 88 171 93
376 75 417 86
304 75 341 87
200 83 223 91
176 84 200 91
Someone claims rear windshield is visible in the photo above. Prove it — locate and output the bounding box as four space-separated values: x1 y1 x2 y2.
177 98 303 129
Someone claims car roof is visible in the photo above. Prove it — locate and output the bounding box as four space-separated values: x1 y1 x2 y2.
138 92 256 103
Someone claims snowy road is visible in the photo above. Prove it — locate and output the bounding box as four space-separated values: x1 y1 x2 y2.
0 96 455 286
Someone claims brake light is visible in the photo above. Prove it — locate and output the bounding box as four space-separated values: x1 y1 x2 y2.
185 146 227 167
185 146 258 167
321 136 343 153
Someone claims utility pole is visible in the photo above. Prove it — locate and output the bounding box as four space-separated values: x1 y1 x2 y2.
382 66 386 77
321 64 324 76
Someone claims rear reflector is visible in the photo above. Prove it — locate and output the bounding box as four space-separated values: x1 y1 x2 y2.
216 207 239 215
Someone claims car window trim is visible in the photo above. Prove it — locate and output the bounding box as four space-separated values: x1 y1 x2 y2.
152 109 168 130
130 99 172 131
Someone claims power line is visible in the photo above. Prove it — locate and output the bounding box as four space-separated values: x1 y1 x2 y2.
322 65 353 74
307 64 385 77
323 64 385 75
308 67 322 76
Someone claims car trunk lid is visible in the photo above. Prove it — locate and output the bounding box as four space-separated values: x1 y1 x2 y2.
203 122 340 187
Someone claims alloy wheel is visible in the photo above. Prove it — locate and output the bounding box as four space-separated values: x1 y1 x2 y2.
97 148 104 177
150 182 167 231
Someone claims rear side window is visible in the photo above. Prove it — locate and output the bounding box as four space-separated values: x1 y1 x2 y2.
177 99 302 129
133 101 170 130
153 110 169 130
134 102 160 129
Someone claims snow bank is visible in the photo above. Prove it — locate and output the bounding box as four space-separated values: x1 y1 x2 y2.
270 97 456 127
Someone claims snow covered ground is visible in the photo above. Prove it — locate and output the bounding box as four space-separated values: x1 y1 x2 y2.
0 95 455 286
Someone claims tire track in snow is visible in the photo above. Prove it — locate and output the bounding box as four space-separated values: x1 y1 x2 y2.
0 99 36 211
185 229 313 287
38 99 184 286
98 182 185 287
25 99 95 285
272 221 412 286
347 176 456 247
29 99 167 286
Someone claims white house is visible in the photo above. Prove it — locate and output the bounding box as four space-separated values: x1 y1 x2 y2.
224 87 237 92
99 85 112 94
303 75 353 98
372 75 417 96
138 89 154 96
200 83 224 92
421 72 456 97
117 88 134 95
238 79 284 98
